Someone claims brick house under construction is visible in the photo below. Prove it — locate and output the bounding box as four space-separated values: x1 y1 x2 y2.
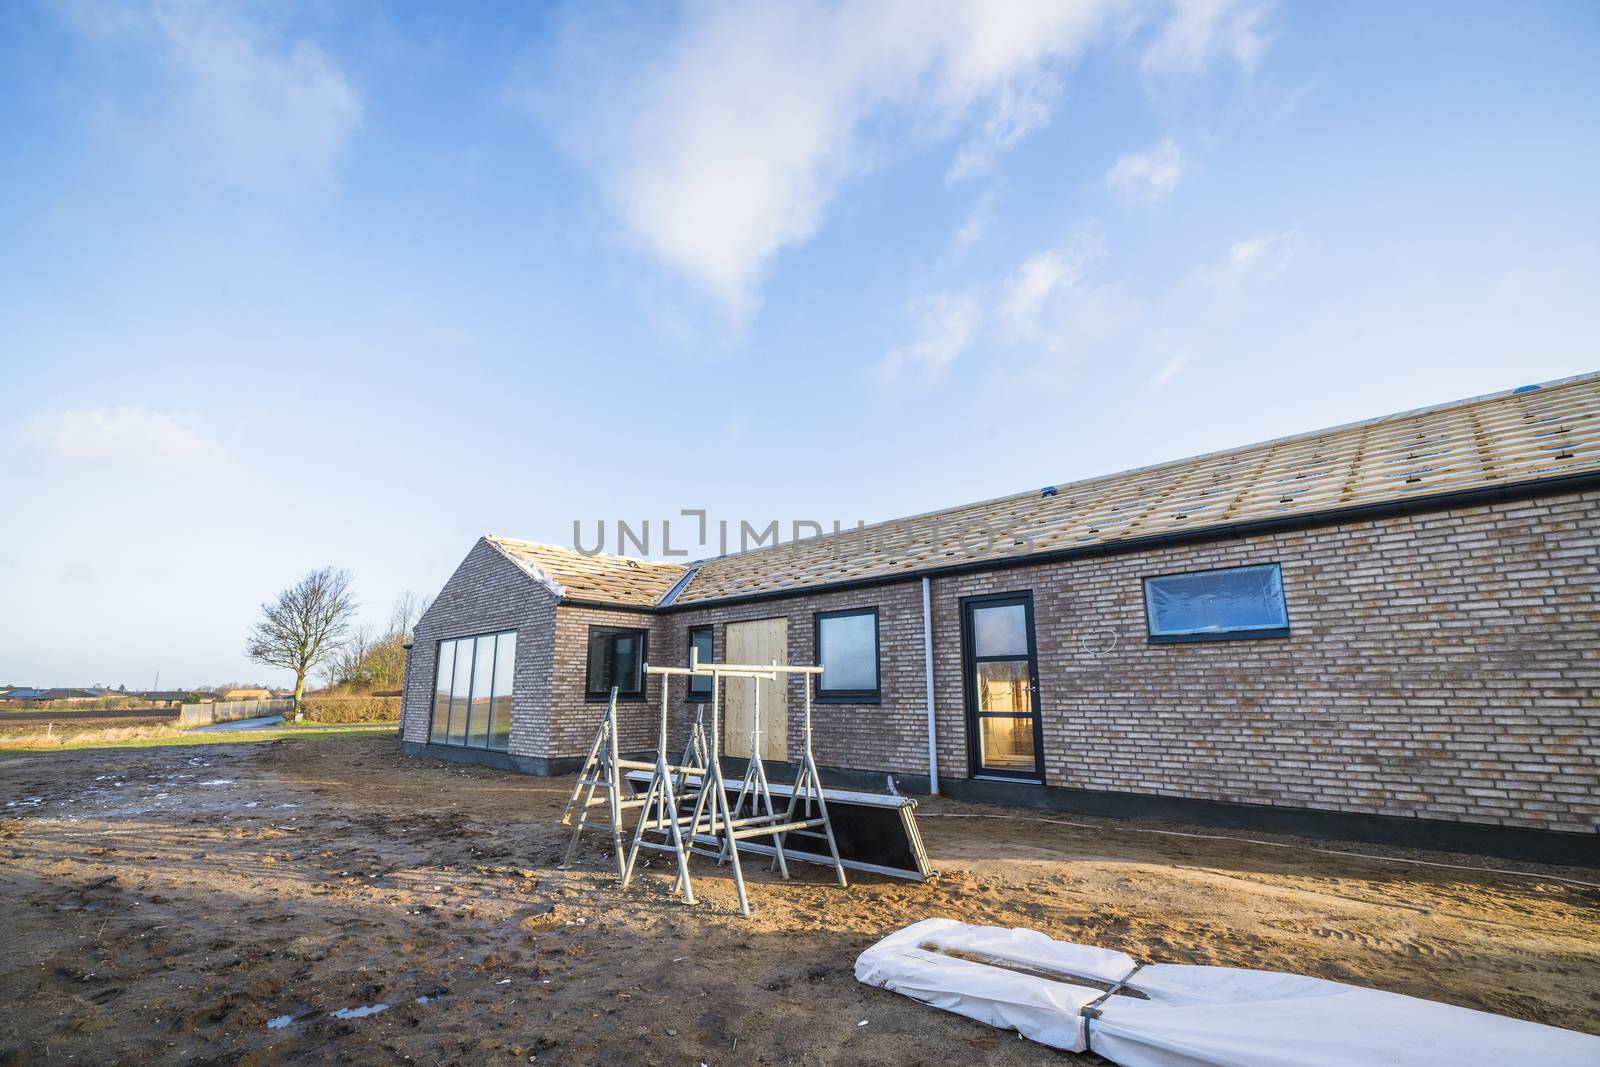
400 374 1600 864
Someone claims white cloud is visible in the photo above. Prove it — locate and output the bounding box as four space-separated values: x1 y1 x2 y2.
531 1 1130 317
1000 235 1106 331
62 1 362 189
524 1 1278 320
1105 140 1185 205
1141 0 1272 78
1150 352 1192 387
951 186 1001 252
886 224 1306 396
25 406 228 467
946 73 1061 184
1184 231 1308 293
875 291 984 386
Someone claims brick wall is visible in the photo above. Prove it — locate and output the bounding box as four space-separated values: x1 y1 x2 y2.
657 583 931 775
548 605 661 759
928 489 1600 834
401 539 558 760
409 490 1598 835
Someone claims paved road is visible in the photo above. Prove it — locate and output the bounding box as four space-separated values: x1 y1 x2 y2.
194 715 285 732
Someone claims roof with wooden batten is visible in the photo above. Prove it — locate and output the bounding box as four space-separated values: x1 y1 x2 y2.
491 372 1600 609
485 536 687 608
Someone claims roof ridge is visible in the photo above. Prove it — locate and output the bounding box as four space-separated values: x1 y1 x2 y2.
482 535 568 600
484 534 689 572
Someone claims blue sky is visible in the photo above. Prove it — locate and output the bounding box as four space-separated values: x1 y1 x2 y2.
1 0 1596 688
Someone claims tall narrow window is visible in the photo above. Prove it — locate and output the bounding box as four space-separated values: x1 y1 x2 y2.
448 638 473 744
467 635 495 747
430 640 455 743
687 625 714 701
815 608 880 702
488 632 516 751
586 627 648 700
1144 563 1289 643
428 630 518 749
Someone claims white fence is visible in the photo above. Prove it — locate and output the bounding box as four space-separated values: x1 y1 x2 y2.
179 698 293 728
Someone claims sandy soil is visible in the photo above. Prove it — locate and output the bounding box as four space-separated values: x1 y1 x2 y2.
1 735 1596 1065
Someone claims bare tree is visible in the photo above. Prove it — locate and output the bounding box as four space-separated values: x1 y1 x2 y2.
388 591 430 640
361 591 431 692
246 567 358 719
323 625 375 689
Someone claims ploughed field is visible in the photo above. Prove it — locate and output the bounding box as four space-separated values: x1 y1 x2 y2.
0 708 175 734
1 736 1596 1065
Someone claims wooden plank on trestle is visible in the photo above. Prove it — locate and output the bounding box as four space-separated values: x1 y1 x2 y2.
625 770 935 881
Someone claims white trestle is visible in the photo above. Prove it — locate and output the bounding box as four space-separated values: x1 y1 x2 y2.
559 688 647 878
580 648 850 917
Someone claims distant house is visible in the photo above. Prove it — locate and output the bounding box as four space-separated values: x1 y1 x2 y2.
37 688 106 703
0 687 44 701
217 687 274 701
135 690 208 707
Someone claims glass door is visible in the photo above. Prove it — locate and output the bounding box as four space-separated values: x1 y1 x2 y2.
962 592 1043 780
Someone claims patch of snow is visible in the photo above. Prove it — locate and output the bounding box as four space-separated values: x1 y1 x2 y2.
200 779 235 786
266 1015 294 1030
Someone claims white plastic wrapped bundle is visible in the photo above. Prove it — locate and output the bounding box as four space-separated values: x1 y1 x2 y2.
855 918 1600 1067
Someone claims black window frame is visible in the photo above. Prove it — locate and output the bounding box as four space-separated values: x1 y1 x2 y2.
686 625 714 702
584 625 649 702
427 629 518 751
1142 562 1290 644
813 606 881 704
959 590 1046 781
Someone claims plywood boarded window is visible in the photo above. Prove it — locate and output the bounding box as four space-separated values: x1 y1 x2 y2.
724 617 788 761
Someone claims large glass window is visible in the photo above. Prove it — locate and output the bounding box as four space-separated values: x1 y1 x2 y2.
687 626 714 701
815 608 880 702
1144 563 1289 643
429 630 518 750
586 627 647 700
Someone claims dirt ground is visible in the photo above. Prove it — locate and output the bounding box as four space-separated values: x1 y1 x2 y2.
1 735 1596 1065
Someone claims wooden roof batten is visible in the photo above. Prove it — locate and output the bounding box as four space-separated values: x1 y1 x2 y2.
483 373 1599 610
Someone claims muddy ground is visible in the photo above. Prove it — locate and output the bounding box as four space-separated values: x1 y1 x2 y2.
1 735 1596 1065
